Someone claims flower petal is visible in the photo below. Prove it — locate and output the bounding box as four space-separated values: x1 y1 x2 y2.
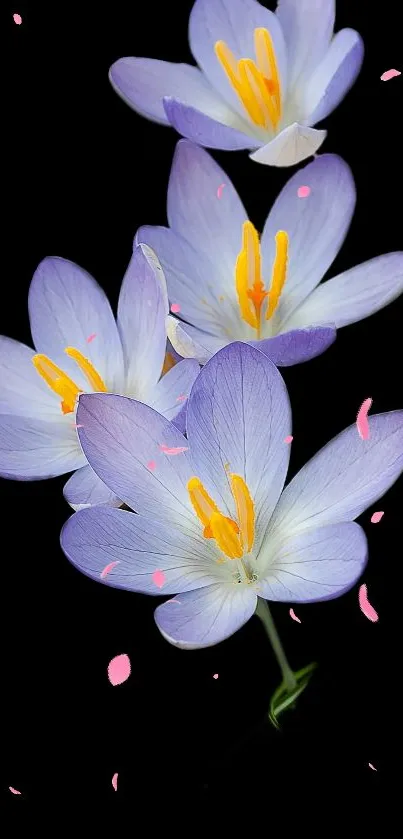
282 254 403 331
28 257 124 391
252 326 336 366
61 507 222 594
186 342 291 551
136 226 229 334
260 153 355 327
249 123 327 167
276 0 335 89
167 318 228 364
303 29 364 124
258 522 367 602
163 97 259 150
63 464 122 511
154 583 257 649
0 336 61 418
117 245 168 400
76 393 196 530
267 411 403 538
147 359 200 422
167 141 247 284
0 414 84 480
189 0 287 115
109 57 245 129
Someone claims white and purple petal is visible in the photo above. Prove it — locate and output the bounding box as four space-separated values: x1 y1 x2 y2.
252 326 336 366
154 582 257 649
0 414 84 480
186 342 291 550
276 0 335 89
249 123 327 167
63 464 122 511
147 359 200 422
163 97 259 150
61 507 222 594
0 336 62 419
258 522 367 602
304 29 364 125
167 318 227 365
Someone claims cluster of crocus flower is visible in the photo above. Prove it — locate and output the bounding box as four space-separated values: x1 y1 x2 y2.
1 0 402 723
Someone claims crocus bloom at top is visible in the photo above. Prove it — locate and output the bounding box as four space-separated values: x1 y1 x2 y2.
0 245 199 509
109 0 364 167
137 141 403 367
61 342 403 649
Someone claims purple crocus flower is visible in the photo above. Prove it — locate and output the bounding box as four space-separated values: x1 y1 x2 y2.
109 0 364 167
0 244 199 509
137 141 403 366
61 342 403 649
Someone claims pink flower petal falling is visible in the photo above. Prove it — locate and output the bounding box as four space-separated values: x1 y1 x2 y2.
13 13 22 25
370 511 384 524
9 786 22 794
284 435 293 444
100 561 121 579
112 772 118 791
217 183 225 198
86 333 97 343
381 69 401 81
176 394 187 402
213 673 219 679
159 444 189 455
147 460 156 470
358 584 379 623
289 608 301 623
368 763 377 771
171 303 181 313
107 654 131 686
297 185 311 198
356 397 372 440
152 569 166 588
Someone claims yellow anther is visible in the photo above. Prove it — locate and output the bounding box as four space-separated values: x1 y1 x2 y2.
162 351 177 376
32 354 82 414
235 221 268 336
215 27 281 130
187 477 221 529
209 512 243 559
64 347 107 393
265 231 289 320
229 474 255 554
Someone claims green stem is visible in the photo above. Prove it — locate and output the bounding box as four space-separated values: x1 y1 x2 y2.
255 598 297 692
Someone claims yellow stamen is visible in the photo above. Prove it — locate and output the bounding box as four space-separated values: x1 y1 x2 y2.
32 354 82 414
229 474 255 553
265 231 289 320
162 351 177 376
187 477 221 529
235 221 268 337
215 27 281 130
64 347 107 393
209 512 243 559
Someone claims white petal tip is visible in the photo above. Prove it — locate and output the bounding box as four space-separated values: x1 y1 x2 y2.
250 125 327 167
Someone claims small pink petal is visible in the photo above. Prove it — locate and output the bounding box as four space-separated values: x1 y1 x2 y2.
297 185 311 198
112 772 118 791
358 584 379 623
213 673 219 679
13 13 22 25
9 786 22 794
289 608 301 624
152 569 166 588
100 561 120 579
284 435 293 444
381 69 401 81
368 763 377 771
73 423 84 429
147 460 156 470
159 444 189 455
356 397 372 440
176 394 187 402
371 511 384 524
86 333 97 343
171 303 181 313
107 653 131 686
216 183 225 198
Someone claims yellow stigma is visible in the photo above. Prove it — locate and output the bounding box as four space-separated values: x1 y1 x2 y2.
187 473 255 561
32 347 107 414
162 351 177 376
235 223 289 334
215 27 281 131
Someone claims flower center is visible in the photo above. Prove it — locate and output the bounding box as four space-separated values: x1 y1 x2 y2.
32 347 107 414
215 27 282 131
235 221 288 338
187 474 256 583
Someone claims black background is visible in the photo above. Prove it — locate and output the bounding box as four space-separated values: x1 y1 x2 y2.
3 0 402 817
